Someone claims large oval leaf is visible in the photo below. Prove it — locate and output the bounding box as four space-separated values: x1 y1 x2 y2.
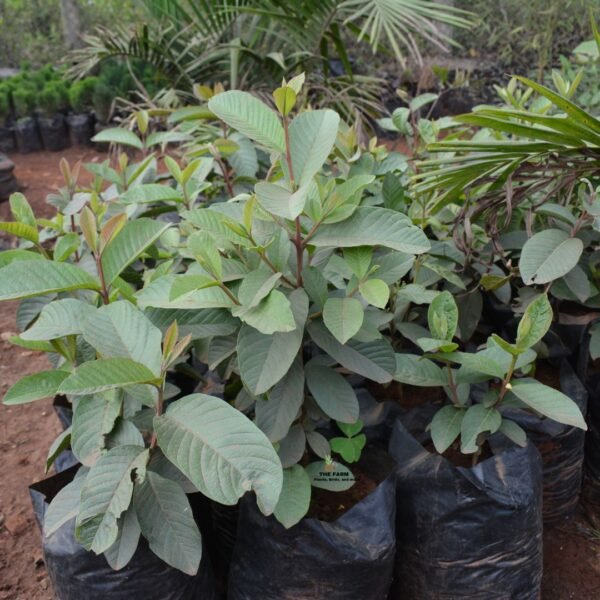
305 364 359 423
520 229 583 285
154 394 283 515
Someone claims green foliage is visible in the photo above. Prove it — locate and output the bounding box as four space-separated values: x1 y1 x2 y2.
69 77 99 113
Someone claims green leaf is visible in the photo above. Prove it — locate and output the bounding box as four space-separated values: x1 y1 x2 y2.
0 260 100 300
273 465 311 529
144 307 238 339
255 182 309 220
311 207 430 254
430 405 465 453
133 471 202 575
46 427 72 472
393 354 447 386
101 219 170 285
449 351 505 380
21 299 95 341
305 364 359 423
302 266 328 310
44 468 88 537
509 381 587 429
119 184 183 204
59 359 159 395
516 294 552 350
0 221 38 243
83 301 163 375
208 91 285 152
10 192 36 227
499 419 527 447
237 270 282 309
188 231 222 279
154 394 283 514
92 128 143 150
460 404 502 454
323 297 364 344
4 370 70 405
359 279 389 309
286 110 340 186
234 289 295 334
590 322 600 360
330 434 366 463
520 229 583 285
344 247 372 279
308 321 395 383
72 393 122 467
428 291 458 341
76 445 148 553
54 233 80 262
0 249 44 269
305 461 355 491
238 289 308 394
255 357 304 442
104 504 141 571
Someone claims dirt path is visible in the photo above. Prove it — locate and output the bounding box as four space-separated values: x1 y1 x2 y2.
0 148 599 599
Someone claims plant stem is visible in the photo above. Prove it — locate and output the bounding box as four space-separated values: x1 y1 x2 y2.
150 385 164 450
445 362 461 406
218 281 241 305
497 354 518 404
95 254 110 305
282 115 303 287
215 154 235 197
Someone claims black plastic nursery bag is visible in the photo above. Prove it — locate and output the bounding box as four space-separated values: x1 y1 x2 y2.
38 115 69 152
228 475 396 600
15 117 42 153
499 359 587 523
0 125 16 154
66 113 95 146
29 465 218 600
388 420 543 600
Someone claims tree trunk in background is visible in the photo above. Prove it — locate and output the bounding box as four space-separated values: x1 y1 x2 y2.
60 0 82 50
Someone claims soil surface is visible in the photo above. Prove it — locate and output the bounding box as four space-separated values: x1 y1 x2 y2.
0 150 599 598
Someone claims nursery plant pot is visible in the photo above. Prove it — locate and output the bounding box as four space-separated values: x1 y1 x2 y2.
29 465 219 600
0 124 16 154
497 359 587 524
93 121 111 152
15 117 42 153
38 114 69 152
66 113 95 146
227 453 396 600
0 154 18 200
388 419 543 600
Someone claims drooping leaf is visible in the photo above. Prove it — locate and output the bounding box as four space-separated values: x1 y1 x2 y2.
427 291 458 341
255 357 304 442
92 128 143 149
104 503 141 571
119 184 183 204
76 445 148 553
71 393 122 466
273 465 311 529
44 468 88 537
234 290 296 334
499 419 527 447
0 260 100 300
255 182 308 220
305 364 359 423
133 471 202 575
516 294 553 350
238 289 308 394
460 404 502 454
308 321 395 383
430 405 465 453
154 394 283 514
323 297 364 344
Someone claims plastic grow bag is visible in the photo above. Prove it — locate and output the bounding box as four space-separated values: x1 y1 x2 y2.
38 115 69 152
0 125 16 153
15 117 42 153
388 419 543 600
67 113 95 146
496 360 587 523
29 465 218 600
228 474 396 600
0 154 18 200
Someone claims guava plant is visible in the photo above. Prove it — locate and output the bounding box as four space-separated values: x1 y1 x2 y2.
132 76 431 528
0 189 283 575
394 292 587 457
